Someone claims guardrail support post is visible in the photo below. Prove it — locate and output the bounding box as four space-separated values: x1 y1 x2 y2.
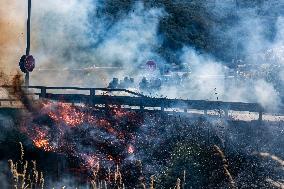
90 89 96 96
204 109 208 116
40 87 46 99
258 111 263 121
90 89 96 106
224 109 229 119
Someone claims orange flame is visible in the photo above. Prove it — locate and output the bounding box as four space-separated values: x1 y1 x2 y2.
52 103 85 126
127 145 135 154
32 128 53 152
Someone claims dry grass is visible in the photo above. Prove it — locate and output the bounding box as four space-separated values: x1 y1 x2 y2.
89 164 124 189
8 143 238 189
212 145 236 189
8 142 44 189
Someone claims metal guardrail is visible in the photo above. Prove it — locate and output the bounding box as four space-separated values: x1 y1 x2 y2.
27 86 265 120
0 85 276 121
24 86 146 98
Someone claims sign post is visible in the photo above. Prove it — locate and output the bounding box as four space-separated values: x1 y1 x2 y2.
25 0 31 86
20 0 34 85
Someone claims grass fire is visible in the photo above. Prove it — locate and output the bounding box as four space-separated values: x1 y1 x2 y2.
0 0 284 188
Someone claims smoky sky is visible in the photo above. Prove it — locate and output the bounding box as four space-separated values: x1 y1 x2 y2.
1 0 284 110
90 0 284 66
2 0 284 69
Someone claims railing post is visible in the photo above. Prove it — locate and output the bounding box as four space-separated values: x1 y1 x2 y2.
224 109 229 119
90 89 96 106
204 109 208 116
259 111 263 121
40 87 46 99
90 88 96 96
258 104 263 121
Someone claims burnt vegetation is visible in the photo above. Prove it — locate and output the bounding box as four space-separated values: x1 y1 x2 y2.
0 104 283 188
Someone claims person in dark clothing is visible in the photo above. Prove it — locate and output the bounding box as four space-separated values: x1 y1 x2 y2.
108 78 119 88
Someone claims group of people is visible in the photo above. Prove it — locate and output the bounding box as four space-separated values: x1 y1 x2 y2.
139 77 162 91
107 76 162 92
107 73 189 92
108 77 135 89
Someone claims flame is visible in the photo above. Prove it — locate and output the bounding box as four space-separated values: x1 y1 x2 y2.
34 139 49 149
81 154 100 169
20 100 142 180
113 108 128 118
127 145 135 154
32 128 54 152
46 103 86 127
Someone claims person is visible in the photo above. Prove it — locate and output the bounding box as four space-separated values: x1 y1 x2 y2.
150 78 162 90
123 76 130 88
108 78 119 88
139 77 148 90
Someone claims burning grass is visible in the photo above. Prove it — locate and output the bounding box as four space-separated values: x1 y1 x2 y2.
0 90 283 188
8 143 187 189
15 101 144 186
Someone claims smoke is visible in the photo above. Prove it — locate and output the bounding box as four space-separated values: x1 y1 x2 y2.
177 47 226 101
29 0 97 86
31 0 95 65
2 0 282 111
158 1 284 111
27 0 164 87
94 2 165 77
176 47 282 111
0 0 26 76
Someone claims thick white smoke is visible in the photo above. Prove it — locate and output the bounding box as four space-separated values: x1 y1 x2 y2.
94 2 165 76
30 1 164 87
2 0 283 111
30 0 98 86
177 46 282 111
170 1 284 111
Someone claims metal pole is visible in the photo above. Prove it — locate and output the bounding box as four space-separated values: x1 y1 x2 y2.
25 0 31 86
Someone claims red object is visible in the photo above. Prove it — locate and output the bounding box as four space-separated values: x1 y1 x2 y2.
19 55 35 73
25 55 35 72
127 144 135 154
146 60 156 71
